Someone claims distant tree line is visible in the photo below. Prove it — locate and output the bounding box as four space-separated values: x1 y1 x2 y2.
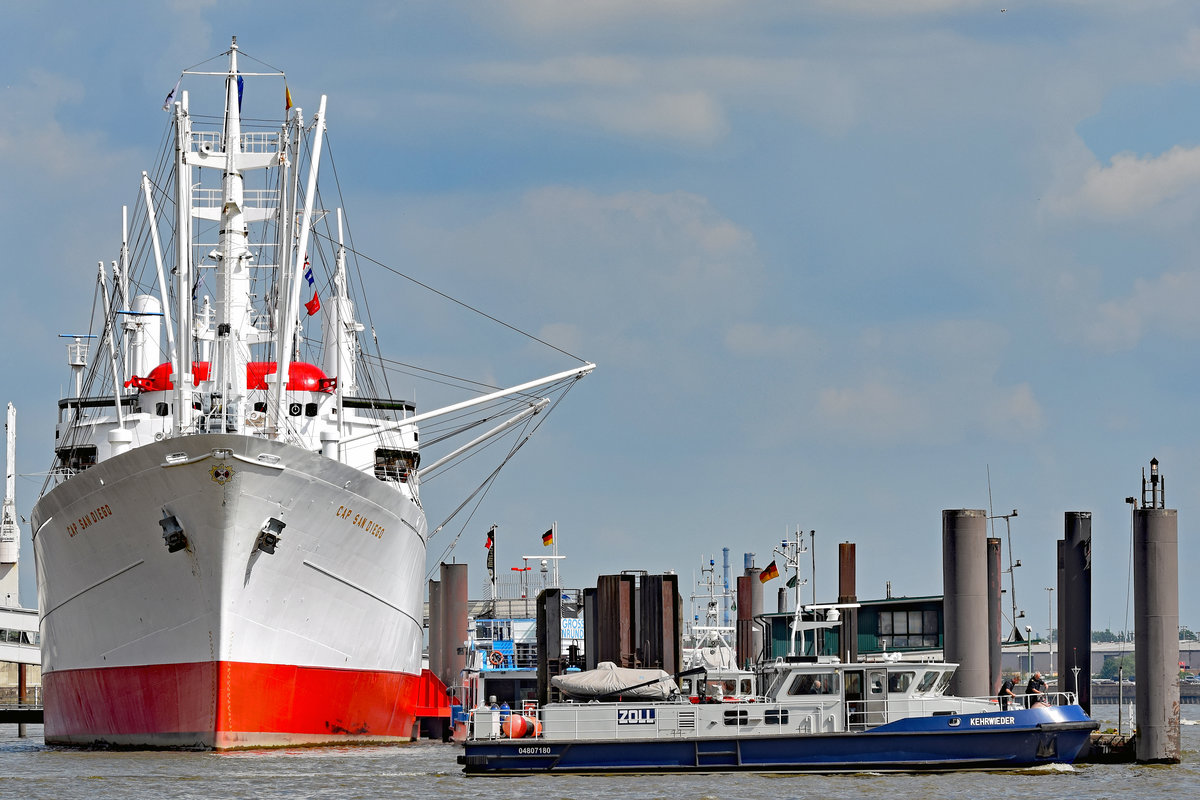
1090 627 1196 643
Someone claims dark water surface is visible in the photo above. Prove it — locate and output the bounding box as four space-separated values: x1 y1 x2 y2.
2 710 1196 800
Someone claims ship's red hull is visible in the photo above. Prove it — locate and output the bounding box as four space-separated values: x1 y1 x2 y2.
43 661 422 749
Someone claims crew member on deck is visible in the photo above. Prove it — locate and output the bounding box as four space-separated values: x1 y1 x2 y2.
998 673 1017 711
1025 671 1048 706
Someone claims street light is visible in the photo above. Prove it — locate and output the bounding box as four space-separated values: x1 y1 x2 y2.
1024 625 1033 683
1045 586 1054 678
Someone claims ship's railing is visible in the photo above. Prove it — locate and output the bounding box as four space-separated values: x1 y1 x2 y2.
844 690 1080 730
465 699 836 742
465 689 1085 742
192 187 280 210
233 131 277 153
189 131 279 154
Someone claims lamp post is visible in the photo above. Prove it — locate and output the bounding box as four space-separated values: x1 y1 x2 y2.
1024 625 1032 683
1045 586 1054 678
988 509 1024 641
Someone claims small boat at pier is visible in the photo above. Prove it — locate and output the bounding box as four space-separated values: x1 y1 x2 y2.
459 537 1097 774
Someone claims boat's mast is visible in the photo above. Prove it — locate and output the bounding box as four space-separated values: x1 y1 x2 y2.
139 173 178 405
173 89 194 433
271 94 326 437
322 208 362 449
334 209 346 445
96 262 125 429
0 404 18 575
214 39 254 435
118 208 130 378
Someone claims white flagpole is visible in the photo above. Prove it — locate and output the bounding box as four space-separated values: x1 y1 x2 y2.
489 525 497 603
552 520 559 587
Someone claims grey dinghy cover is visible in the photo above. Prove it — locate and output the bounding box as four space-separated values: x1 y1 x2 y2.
550 662 679 700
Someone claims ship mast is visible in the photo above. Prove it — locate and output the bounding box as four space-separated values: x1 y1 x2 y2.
173 81 193 434
213 38 255 435
270 93 326 438
1 403 19 604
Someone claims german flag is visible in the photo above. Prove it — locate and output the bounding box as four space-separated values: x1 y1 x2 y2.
542 528 554 546
759 560 780 583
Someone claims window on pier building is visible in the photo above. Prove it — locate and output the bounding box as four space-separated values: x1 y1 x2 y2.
877 608 940 649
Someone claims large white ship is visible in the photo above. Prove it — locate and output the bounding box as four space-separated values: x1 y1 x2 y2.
31 39 591 749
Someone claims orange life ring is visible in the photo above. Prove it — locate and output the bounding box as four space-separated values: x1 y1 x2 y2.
488 650 504 667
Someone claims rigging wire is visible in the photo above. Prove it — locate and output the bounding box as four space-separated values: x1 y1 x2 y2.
424 375 580 582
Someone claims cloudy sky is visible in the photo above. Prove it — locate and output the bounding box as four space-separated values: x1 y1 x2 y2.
4 1 1199 638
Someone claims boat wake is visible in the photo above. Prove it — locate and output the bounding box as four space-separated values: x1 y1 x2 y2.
1016 762 1077 774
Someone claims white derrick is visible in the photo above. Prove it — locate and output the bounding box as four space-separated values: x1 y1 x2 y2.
1 403 19 567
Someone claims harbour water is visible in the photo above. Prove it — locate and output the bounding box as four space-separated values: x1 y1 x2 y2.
1 711 1196 800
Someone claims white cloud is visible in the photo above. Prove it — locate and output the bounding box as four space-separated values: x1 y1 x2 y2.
809 320 1044 446
1048 145 1200 219
0 70 91 180
534 90 728 146
384 186 760 376
468 56 644 88
724 323 823 359
1080 270 1200 351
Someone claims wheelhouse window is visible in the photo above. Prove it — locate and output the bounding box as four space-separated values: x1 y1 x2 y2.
374 448 420 483
917 671 941 694
887 671 915 693
786 672 839 695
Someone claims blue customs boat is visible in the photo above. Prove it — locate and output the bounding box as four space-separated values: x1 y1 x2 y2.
458 605 1097 774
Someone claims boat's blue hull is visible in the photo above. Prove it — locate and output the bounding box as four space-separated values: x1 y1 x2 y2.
459 706 1098 774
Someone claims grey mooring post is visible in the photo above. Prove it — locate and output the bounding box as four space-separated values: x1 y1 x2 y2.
1059 512 1092 714
1132 458 1181 763
942 509 989 699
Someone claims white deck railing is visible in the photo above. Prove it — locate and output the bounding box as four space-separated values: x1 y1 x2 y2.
466 690 1081 742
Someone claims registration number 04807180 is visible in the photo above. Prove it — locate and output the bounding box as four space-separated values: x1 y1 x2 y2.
517 746 550 754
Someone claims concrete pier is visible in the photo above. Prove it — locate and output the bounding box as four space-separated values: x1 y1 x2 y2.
986 537 1002 696
1058 512 1092 712
838 542 858 664
1132 459 1180 763
440 563 469 690
942 509 989 699
428 578 442 682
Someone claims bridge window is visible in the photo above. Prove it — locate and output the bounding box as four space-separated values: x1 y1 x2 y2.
888 671 915 693
787 672 839 695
